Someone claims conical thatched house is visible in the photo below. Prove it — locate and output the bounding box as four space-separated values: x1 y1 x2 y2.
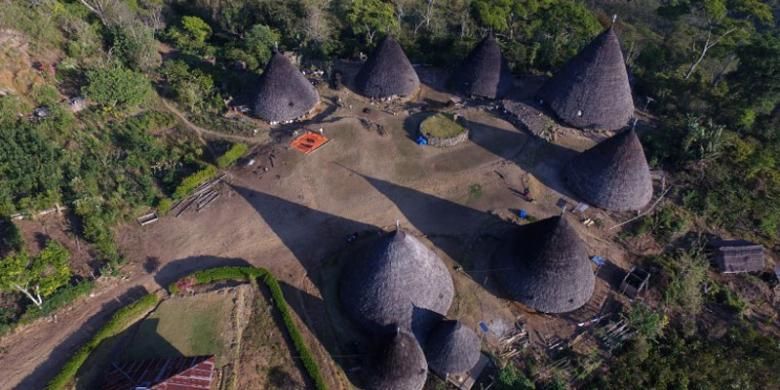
564 129 652 211
537 27 634 130
252 52 319 123
355 37 420 99
365 328 428 390
494 216 595 313
339 229 454 337
450 34 513 99
424 320 481 377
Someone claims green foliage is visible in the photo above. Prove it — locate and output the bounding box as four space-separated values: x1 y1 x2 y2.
111 22 162 71
0 216 23 254
652 244 709 319
46 293 160 390
243 24 281 69
160 60 223 114
708 282 747 315
18 280 95 323
495 364 535 390
216 143 249 168
623 303 667 342
630 204 690 243
0 241 71 306
0 109 64 214
167 266 328 390
83 65 151 109
344 0 398 44
590 326 780 389
166 15 214 55
173 164 218 199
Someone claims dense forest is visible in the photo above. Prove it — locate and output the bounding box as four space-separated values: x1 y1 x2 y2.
0 0 779 388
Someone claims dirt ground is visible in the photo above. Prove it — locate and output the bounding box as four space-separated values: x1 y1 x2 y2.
0 68 673 389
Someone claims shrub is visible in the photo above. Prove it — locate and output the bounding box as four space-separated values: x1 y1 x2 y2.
83 65 152 109
18 280 95 323
172 164 218 199
47 293 160 390
216 143 249 168
157 198 173 215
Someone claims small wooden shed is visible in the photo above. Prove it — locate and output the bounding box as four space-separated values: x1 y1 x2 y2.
711 240 764 273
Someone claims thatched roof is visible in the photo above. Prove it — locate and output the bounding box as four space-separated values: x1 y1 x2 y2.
564 129 652 211
339 229 454 337
252 52 319 122
355 37 420 98
494 216 595 313
366 328 428 390
425 320 481 376
711 240 765 273
450 34 513 99
537 27 634 130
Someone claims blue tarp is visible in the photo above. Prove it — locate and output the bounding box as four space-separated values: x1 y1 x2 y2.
591 256 606 267
518 209 528 219
416 135 428 145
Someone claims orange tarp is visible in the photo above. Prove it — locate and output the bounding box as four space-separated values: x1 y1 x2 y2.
290 131 329 154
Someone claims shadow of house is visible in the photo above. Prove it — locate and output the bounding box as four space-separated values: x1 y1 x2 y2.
461 118 578 198
343 171 518 299
153 256 252 290
403 111 434 141
17 285 151 390
75 318 184 390
231 185 384 383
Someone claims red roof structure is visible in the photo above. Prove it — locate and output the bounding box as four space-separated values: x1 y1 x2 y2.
102 355 215 390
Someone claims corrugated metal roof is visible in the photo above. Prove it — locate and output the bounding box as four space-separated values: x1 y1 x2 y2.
102 355 215 390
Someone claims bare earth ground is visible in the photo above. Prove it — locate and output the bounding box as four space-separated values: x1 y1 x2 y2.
0 75 648 389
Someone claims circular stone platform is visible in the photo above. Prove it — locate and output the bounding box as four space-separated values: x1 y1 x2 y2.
419 113 469 147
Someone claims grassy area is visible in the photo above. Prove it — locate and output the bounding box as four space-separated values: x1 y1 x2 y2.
123 292 232 362
420 113 467 138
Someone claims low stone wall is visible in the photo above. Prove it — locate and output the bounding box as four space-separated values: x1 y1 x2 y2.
424 128 470 147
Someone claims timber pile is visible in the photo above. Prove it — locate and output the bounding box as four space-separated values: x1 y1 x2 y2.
170 174 227 217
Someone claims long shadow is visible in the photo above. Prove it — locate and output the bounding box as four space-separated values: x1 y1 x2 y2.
279 281 371 387
230 186 385 385
153 256 252 289
75 318 183 389
461 117 578 197
403 111 434 141
16 285 150 390
343 170 517 298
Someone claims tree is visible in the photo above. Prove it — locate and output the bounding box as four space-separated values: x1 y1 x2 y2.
83 65 151 109
0 241 71 308
112 22 162 71
345 0 398 45
167 15 213 55
244 24 281 67
657 0 774 80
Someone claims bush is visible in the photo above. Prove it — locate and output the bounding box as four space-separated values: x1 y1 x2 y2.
47 293 160 390
83 65 152 109
19 280 95 323
172 164 218 199
216 143 249 168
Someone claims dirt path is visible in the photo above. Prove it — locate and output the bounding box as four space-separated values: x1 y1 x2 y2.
160 99 267 145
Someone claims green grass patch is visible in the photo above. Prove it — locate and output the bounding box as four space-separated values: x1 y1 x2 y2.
420 113 467 138
124 292 229 361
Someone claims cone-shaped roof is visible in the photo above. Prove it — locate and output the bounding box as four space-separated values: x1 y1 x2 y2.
450 34 513 99
424 320 481 375
252 52 319 122
494 216 595 313
366 328 428 390
564 129 652 211
339 229 454 337
355 37 420 98
537 27 634 130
